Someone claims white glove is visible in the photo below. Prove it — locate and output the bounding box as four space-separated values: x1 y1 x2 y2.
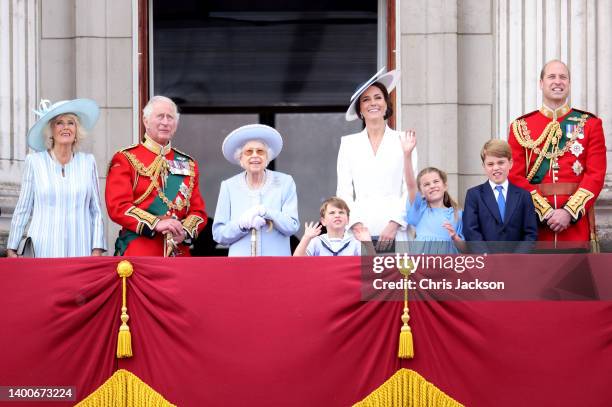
254 204 266 217
251 215 266 230
238 210 255 230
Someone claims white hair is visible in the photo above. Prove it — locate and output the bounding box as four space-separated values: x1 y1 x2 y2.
142 95 180 122
233 139 273 167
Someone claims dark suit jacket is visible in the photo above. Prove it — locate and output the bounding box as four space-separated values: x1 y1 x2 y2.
463 181 538 252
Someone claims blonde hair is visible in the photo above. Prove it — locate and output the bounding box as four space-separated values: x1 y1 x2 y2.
416 167 460 221
319 196 350 218
480 139 512 162
44 113 87 150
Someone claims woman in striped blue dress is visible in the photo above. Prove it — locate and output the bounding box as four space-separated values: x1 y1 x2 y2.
6 99 107 257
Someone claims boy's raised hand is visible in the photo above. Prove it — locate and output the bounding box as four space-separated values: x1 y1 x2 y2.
303 221 322 239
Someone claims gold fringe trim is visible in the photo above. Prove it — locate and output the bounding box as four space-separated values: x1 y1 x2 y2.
75 369 175 407
116 261 134 358
353 369 463 407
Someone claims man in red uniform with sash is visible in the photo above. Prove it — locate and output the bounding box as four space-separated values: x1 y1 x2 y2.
106 96 207 256
508 60 606 249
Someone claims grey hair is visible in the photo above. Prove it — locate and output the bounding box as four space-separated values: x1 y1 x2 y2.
44 113 87 151
142 95 180 122
233 139 273 166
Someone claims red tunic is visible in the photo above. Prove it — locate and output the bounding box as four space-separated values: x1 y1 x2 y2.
508 105 606 244
105 138 207 256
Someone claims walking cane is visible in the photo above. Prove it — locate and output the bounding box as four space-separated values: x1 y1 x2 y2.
250 228 258 256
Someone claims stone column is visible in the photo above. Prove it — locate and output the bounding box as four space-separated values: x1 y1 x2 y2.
0 0 37 250
399 0 460 201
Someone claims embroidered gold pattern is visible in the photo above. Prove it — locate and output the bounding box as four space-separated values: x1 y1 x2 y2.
564 188 594 220
539 104 570 120
182 215 205 238
125 206 160 231
530 191 553 222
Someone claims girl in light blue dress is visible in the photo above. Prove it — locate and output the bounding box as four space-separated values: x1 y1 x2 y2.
400 131 464 254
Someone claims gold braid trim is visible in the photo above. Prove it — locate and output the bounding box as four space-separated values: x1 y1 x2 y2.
182 215 205 239
564 188 594 220
512 114 589 182
530 191 553 222
125 206 159 233
122 152 165 204
122 151 196 211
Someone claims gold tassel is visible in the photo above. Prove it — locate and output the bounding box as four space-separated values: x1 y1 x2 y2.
397 259 414 359
398 306 414 358
116 260 134 359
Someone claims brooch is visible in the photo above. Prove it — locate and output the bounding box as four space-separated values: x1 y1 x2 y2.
572 160 584 176
570 141 584 157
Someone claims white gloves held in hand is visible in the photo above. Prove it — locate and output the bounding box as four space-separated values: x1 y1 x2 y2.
238 205 267 230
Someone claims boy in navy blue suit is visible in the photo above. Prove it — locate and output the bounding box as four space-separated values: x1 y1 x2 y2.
463 140 538 252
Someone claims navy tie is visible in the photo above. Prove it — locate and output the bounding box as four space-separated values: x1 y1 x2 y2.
495 185 506 221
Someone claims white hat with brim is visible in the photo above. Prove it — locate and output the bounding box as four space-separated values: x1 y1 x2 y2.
345 67 401 121
222 124 283 165
27 98 100 152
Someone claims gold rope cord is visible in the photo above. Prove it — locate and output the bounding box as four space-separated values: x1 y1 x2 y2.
116 261 134 359
75 369 175 407
397 260 414 359
512 114 588 182
353 369 463 407
123 152 195 211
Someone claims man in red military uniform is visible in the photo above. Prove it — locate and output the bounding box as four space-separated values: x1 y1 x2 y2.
106 96 207 256
508 60 606 249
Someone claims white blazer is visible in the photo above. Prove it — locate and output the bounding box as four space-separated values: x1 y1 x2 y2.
336 125 417 240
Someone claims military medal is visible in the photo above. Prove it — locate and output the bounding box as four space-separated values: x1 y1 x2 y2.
179 183 189 197
572 160 584 176
570 141 584 157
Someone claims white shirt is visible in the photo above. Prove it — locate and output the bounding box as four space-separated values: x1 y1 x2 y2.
489 179 509 201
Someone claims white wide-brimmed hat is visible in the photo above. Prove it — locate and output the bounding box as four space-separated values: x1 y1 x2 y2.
222 124 283 165
345 67 401 121
27 98 100 151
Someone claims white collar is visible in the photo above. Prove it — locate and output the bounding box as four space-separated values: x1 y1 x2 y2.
489 179 509 193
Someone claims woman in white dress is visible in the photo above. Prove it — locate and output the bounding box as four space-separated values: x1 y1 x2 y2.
6 99 107 257
336 68 416 251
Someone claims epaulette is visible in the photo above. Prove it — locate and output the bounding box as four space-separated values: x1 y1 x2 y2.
514 110 539 121
172 147 195 161
572 108 597 119
116 143 140 154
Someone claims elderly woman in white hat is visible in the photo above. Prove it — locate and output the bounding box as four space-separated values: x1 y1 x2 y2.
336 67 417 250
6 99 107 257
212 124 299 256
